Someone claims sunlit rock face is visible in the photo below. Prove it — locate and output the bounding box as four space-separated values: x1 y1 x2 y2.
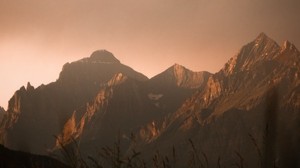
140 33 300 167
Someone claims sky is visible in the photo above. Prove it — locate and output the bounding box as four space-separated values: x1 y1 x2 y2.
0 0 300 109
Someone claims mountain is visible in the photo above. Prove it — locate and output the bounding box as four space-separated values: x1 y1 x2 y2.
54 64 210 157
0 144 69 168
55 73 156 153
144 64 211 116
139 33 300 167
0 49 209 159
0 50 149 154
1 33 299 167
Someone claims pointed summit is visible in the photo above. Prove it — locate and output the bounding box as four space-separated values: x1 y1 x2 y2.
222 33 280 75
26 82 34 91
254 32 277 45
168 63 187 75
151 64 211 88
164 64 191 83
256 32 268 40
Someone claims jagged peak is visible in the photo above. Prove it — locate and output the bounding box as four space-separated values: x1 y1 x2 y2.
256 32 268 40
221 33 281 75
253 32 278 46
26 82 34 91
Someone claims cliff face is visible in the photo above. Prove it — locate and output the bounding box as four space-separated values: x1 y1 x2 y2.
55 73 155 151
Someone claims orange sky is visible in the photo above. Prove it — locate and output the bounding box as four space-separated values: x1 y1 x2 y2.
0 0 300 109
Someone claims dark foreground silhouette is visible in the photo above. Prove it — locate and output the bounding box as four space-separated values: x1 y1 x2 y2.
0 144 69 168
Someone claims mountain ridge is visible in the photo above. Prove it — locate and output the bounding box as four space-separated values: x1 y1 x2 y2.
0 33 299 167
139 33 300 167
0 49 208 156
0 51 150 154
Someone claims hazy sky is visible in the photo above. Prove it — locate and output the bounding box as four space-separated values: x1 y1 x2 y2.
0 0 299 109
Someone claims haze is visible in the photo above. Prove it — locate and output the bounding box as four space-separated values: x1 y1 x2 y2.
0 0 299 109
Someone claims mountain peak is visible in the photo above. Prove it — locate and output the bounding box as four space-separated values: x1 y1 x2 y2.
153 64 211 88
222 33 280 75
171 63 186 72
87 50 121 63
254 32 277 45
26 82 34 91
256 32 268 40
167 64 189 79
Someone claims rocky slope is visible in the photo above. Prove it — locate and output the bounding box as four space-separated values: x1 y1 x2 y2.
140 33 300 167
55 64 210 157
